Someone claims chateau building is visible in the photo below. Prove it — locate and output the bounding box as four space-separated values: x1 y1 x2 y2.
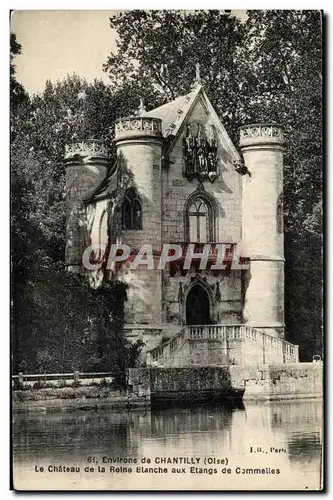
64 80 299 366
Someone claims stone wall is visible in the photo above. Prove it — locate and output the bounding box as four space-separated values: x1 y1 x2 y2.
162 97 242 244
123 326 164 360
115 138 163 326
128 363 323 403
148 330 297 367
159 96 243 331
162 269 242 329
230 362 323 400
240 126 285 337
13 386 150 413
128 366 239 404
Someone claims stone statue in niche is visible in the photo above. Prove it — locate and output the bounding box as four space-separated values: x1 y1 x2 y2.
182 122 219 182
163 302 170 322
197 125 208 178
207 125 218 181
197 148 207 175
183 124 196 178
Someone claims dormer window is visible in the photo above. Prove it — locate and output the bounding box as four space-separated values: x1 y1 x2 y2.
121 188 142 230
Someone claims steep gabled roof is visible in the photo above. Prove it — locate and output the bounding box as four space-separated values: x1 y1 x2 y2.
142 85 241 162
142 86 201 138
88 85 241 203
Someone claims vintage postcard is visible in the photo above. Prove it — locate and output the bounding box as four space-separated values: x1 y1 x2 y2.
11 9 323 491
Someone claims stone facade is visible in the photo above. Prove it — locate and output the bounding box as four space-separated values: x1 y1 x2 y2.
64 85 286 355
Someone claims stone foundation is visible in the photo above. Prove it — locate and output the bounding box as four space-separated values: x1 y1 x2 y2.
128 363 323 404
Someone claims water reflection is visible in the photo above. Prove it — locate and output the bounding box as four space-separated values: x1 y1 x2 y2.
268 400 323 465
13 399 323 491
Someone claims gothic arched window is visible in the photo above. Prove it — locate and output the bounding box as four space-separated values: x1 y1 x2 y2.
185 192 216 243
121 188 142 230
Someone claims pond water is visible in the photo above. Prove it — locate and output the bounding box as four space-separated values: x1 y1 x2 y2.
13 399 323 491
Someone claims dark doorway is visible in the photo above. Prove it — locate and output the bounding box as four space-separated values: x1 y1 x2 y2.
186 284 211 325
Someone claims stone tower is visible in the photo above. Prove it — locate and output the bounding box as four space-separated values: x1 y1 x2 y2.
114 113 164 327
239 124 285 338
63 140 108 271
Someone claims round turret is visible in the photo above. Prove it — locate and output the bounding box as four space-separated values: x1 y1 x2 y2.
64 139 108 201
114 114 164 325
64 139 108 267
114 116 163 251
239 124 285 338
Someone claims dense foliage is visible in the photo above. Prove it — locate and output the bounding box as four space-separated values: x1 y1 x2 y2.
11 42 143 380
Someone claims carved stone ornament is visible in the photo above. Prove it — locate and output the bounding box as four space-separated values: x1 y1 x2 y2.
239 124 284 149
177 282 184 303
64 140 108 160
182 123 219 183
240 125 283 140
115 116 162 140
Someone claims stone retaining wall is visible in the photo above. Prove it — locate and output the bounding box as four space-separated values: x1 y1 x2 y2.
13 363 323 413
128 363 323 403
12 386 150 413
230 362 323 400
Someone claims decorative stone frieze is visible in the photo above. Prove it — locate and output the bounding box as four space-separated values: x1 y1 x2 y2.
64 140 108 162
239 124 284 149
115 116 162 142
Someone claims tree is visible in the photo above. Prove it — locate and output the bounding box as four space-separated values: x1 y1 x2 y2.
104 10 246 142
10 44 143 377
10 33 28 113
241 10 322 236
241 11 322 359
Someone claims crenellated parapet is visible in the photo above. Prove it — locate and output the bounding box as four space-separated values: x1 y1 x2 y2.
114 116 162 142
239 124 284 150
64 139 108 165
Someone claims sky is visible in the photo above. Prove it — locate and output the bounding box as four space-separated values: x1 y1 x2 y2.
11 10 248 96
11 10 119 95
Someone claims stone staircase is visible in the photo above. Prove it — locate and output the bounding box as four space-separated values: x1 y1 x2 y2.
146 324 299 368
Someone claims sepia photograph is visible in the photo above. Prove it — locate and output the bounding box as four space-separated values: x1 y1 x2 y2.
10 9 323 491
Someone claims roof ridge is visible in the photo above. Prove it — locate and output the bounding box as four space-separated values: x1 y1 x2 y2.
141 86 203 139
143 86 201 116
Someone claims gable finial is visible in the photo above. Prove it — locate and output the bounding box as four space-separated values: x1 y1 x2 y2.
192 62 202 89
136 97 147 116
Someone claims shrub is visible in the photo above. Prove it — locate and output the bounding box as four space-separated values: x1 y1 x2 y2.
71 380 81 388
57 379 67 388
13 378 24 391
